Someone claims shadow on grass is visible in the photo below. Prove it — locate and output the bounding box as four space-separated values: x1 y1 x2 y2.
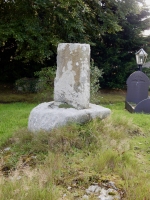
0 83 53 103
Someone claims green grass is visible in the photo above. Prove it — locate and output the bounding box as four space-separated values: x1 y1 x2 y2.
1 89 150 199
0 103 37 146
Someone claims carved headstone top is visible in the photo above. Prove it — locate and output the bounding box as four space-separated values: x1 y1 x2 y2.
54 43 90 110
126 71 150 104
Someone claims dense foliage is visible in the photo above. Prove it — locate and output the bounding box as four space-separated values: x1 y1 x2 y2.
0 0 150 88
91 2 150 88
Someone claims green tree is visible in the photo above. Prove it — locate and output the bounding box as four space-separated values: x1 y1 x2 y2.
91 1 150 88
0 0 124 63
0 0 149 83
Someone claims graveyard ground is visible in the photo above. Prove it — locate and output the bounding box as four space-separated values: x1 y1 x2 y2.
1 84 150 199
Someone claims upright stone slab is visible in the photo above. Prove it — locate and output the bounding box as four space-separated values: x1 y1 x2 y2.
28 43 111 133
54 43 90 110
126 71 150 104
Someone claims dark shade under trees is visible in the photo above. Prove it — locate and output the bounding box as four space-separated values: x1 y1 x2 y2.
0 0 150 88
91 4 150 88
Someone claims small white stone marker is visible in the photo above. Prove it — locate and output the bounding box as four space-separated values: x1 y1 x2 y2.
54 43 90 110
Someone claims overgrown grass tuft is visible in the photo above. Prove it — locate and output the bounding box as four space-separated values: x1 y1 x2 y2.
1 91 150 199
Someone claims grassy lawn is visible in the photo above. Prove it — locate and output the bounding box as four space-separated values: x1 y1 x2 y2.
0 103 37 146
1 88 150 199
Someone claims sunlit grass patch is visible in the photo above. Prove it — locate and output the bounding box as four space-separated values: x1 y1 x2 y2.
0 103 37 146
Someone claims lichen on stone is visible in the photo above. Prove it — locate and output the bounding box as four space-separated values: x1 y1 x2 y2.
58 103 75 109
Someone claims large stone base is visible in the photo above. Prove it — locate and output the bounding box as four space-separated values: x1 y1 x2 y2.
28 102 111 133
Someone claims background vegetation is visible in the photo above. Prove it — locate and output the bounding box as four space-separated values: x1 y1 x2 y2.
0 0 150 88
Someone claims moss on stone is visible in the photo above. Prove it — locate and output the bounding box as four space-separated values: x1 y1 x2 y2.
58 103 75 109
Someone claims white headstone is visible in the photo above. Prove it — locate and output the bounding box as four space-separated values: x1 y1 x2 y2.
54 43 90 110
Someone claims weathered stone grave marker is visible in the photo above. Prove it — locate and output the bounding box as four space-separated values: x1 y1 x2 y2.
28 43 111 132
54 43 90 109
126 71 150 104
125 71 150 113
